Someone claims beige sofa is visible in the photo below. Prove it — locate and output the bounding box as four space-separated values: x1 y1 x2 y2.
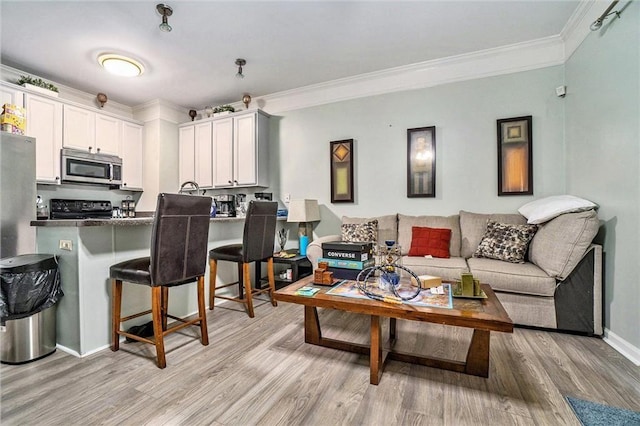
307 210 602 336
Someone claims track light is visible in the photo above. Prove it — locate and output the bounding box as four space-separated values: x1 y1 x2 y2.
157 4 173 32
235 58 246 79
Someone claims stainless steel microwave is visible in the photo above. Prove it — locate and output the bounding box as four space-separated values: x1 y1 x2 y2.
61 148 123 185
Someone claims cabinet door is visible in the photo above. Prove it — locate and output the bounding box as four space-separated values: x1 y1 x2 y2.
234 114 257 186
25 94 63 184
212 118 234 187
95 114 121 155
1 85 24 107
63 105 95 152
178 126 195 184
121 122 143 190
194 122 213 188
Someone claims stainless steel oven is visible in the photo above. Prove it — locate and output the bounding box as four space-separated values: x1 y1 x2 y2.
61 148 122 185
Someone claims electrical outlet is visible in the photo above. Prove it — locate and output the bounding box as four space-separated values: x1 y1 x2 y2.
284 193 291 203
59 240 72 251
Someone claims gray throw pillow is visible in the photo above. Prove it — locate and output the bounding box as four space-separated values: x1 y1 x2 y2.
473 220 538 263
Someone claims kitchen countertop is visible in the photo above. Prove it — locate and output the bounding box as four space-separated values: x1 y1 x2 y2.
31 215 287 227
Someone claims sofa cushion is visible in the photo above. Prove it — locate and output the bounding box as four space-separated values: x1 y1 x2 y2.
341 219 378 243
529 210 600 280
473 221 538 263
342 215 397 245
401 255 468 282
398 214 461 257
408 227 451 258
459 211 527 258
518 195 598 224
467 258 556 297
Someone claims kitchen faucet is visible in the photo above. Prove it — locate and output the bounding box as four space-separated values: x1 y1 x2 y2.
179 181 200 194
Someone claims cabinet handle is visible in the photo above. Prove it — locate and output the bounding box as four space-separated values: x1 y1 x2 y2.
233 180 238 185
55 176 60 181
88 146 92 152
228 180 232 184
123 182 127 186
97 147 101 153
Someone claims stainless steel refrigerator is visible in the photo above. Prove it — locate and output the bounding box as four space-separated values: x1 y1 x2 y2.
1 133 36 258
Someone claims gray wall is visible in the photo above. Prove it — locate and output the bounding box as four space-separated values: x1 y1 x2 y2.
565 3 639 349
271 66 566 238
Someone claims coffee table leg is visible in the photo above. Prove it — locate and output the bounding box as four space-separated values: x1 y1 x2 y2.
370 315 383 385
304 306 322 344
465 329 490 377
389 317 397 341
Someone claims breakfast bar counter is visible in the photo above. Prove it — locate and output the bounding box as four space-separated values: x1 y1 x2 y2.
33 215 287 357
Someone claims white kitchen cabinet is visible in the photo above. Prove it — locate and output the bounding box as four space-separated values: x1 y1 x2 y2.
94 114 121 155
178 122 214 188
120 121 143 190
212 117 234 187
213 110 269 188
63 104 95 152
25 94 63 184
178 125 196 186
0 84 24 108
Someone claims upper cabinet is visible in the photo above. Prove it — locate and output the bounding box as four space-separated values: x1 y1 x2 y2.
180 109 269 190
120 122 143 190
25 94 63 184
1 85 24 108
63 105 120 156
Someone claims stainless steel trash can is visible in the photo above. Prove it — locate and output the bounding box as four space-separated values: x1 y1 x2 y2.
0 254 62 364
1 305 57 364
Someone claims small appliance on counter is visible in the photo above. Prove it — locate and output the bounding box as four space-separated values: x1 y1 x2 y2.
214 194 236 217
254 192 272 201
121 197 136 218
49 199 113 219
236 194 247 217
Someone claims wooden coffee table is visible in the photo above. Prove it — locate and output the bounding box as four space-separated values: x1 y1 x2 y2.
274 276 513 385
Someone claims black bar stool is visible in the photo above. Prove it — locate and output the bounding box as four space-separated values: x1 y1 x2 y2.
209 201 278 318
110 193 212 368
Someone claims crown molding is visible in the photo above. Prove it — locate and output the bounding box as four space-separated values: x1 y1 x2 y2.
0 63 134 118
561 0 599 60
132 98 187 123
258 36 566 114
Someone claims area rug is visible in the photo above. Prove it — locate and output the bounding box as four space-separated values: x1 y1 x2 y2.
565 396 640 426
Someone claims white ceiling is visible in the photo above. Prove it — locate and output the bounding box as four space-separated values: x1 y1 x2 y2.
0 1 580 110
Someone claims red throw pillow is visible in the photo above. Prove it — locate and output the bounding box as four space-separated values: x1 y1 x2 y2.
408 226 451 258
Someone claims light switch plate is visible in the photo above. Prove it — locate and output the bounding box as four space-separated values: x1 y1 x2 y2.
59 240 73 251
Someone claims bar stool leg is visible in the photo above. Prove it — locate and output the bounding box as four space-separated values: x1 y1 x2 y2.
197 276 209 345
151 286 166 369
161 286 169 331
267 257 277 307
209 258 217 310
111 279 122 352
243 262 254 318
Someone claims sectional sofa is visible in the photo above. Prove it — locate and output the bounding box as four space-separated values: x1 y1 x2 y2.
306 209 602 336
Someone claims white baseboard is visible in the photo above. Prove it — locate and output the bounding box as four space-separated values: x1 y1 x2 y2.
56 343 111 358
604 328 640 366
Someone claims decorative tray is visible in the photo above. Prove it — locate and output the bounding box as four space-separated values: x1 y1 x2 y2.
452 289 488 299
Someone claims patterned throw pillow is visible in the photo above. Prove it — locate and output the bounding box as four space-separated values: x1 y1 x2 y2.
341 219 378 243
473 220 538 263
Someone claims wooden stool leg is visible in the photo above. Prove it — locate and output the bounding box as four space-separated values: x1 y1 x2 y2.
197 275 209 346
161 286 169 331
237 263 244 300
151 286 166 369
111 279 122 352
267 257 277 307
209 258 217 310
243 262 254 318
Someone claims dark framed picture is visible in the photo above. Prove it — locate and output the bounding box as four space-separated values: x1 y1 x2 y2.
330 139 354 203
407 126 436 198
497 116 532 196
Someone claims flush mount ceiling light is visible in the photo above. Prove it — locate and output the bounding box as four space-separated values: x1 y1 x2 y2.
235 58 246 79
98 54 145 77
157 3 173 32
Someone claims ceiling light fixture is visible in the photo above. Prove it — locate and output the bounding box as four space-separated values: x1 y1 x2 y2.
157 3 173 32
235 58 246 79
98 53 145 77
590 0 620 31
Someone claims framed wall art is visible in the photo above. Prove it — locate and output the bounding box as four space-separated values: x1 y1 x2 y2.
497 116 532 196
407 126 436 198
330 139 354 203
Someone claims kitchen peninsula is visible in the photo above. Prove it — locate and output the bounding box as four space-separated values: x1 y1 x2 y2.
32 216 286 356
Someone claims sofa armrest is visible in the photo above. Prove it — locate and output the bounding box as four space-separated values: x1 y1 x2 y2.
555 244 603 335
307 235 341 269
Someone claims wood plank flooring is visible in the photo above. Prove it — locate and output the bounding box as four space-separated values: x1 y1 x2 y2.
2 297 639 425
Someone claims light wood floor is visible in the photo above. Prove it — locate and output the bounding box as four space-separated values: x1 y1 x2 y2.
2 297 639 425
